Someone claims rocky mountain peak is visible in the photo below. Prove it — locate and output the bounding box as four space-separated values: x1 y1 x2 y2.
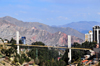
0 16 84 46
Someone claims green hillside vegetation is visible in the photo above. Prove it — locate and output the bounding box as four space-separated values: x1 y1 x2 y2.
0 38 66 66
27 42 65 66
62 41 97 65
0 37 97 66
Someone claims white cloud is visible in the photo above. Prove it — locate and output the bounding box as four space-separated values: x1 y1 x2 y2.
15 13 19 16
41 8 48 11
39 0 98 4
16 5 31 9
20 11 27 14
50 10 60 13
47 18 53 20
28 18 42 22
57 16 68 20
10 0 31 4
98 12 100 15
88 13 90 15
40 0 52 2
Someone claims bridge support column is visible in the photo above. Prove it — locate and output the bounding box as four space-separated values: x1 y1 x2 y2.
68 35 71 65
16 31 19 54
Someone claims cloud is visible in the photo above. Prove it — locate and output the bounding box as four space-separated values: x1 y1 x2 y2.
41 8 60 13
9 0 32 4
20 11 27 14
16 5 31 9
40 0 52 2
47 18 53 20
97 12 100 15
27 18 42 22
39 0 99 4
15 13 19 16
50 10 60 13
57 16 68 20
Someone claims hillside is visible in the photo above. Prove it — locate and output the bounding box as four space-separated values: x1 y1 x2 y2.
0 16 84 46
0 16 85 40
60 21 100 34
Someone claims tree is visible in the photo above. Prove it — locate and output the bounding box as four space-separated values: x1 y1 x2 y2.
82 41 96 48
61 49 69 65
45 61 50 66
19 40 23 44
3 47 15 57
25 57 31 62
31 41 45 46
77 62 81 66
1 49 6 54
62 41 97 65
10 38 16 44
19 56 24 65
27 41 60 65
73 42 81 48
59 60 66 66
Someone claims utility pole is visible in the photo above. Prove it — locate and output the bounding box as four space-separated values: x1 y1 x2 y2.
68 35 71 65
16 31 19 54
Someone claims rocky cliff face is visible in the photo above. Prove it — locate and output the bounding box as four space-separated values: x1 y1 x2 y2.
0 16 85 40
0 16 84 46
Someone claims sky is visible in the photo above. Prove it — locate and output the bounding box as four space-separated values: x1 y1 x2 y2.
0 0 100 26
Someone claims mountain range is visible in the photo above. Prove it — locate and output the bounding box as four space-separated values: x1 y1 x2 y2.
59 21 100 34
0 16 84 46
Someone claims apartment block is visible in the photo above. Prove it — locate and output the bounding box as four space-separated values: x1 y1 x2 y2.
85 30 93 42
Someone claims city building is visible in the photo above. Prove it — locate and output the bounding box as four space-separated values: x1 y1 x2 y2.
85 30 93 42
21 37 26 44
93 26 100 43
4 41 8 43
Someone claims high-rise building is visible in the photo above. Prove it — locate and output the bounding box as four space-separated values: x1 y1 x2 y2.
21 37 26 44
93 26 100 43
85 30 93 42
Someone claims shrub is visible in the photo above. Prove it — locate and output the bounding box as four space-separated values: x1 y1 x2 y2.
3 63 5 65
1 49 6 54
26 57 31 62
14 57 18 62
12 61 15 65
19 57 24 65
77 62 81 66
